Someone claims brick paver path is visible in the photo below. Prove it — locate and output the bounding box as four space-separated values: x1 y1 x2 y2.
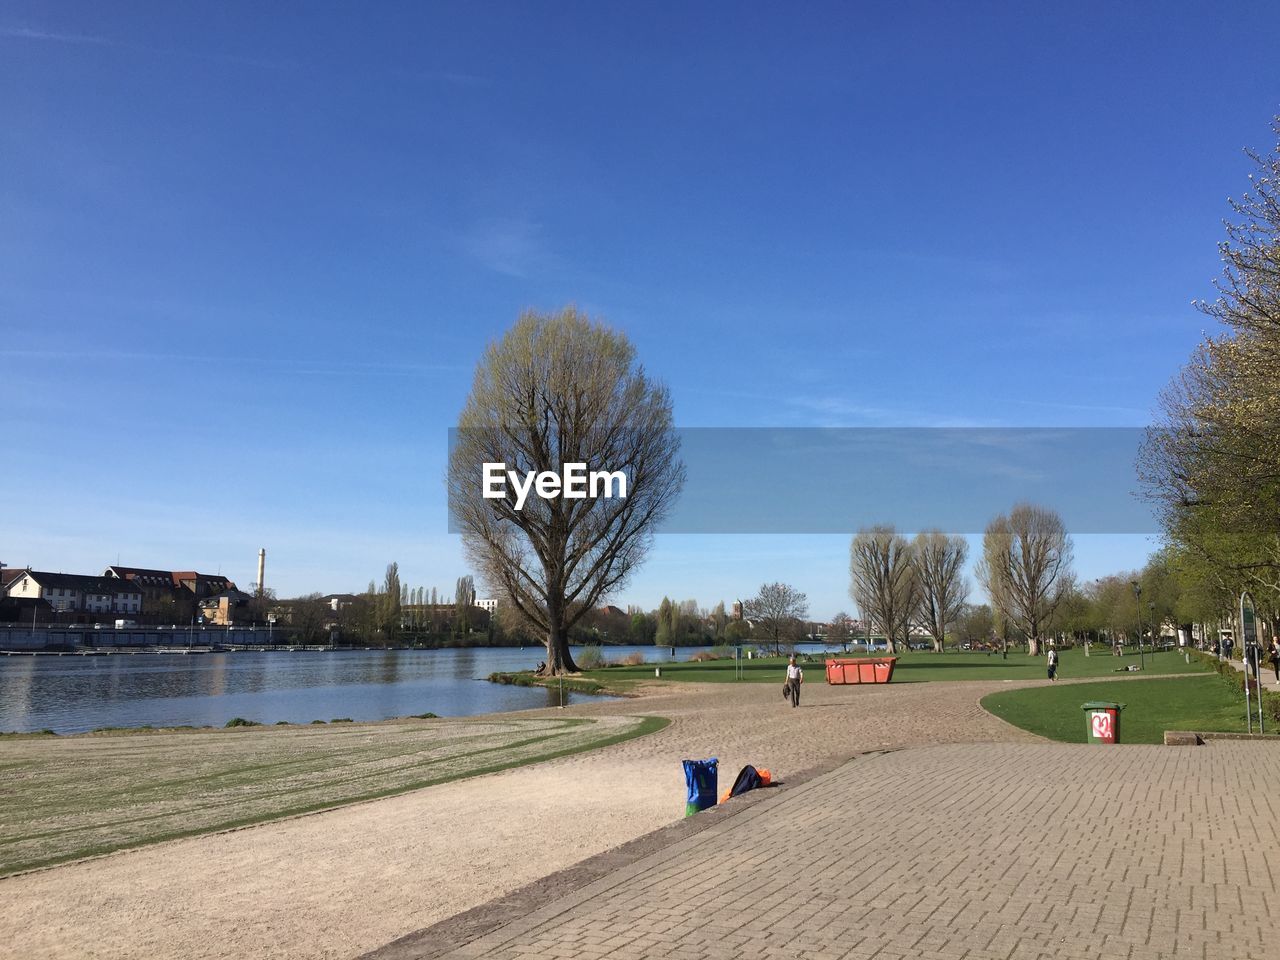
437 742 1280 960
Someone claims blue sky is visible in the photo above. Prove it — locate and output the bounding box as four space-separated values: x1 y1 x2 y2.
2 2 1277 618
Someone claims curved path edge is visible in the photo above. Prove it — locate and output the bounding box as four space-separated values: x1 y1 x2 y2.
360 750 887 960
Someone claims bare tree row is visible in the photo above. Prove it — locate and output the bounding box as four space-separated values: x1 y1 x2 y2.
850 503 1074 655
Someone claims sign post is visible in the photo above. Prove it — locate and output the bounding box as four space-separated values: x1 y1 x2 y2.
1241 592 1262 734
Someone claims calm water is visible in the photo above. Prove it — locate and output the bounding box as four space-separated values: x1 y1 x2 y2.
0 645 704 733
0 642 849 734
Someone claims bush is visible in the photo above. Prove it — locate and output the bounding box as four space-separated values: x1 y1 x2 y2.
576 645 606 670
224 717 262 728
617 652 647 666
310 719 327 724
689 650 722 662
1193 650 1280 723
329 718 353 723
1265 692 1280 724
409 712 439 719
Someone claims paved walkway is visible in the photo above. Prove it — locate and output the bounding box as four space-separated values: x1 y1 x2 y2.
412 741 1280 960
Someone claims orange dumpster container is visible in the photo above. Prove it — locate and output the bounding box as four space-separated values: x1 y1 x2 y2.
825 657 897 684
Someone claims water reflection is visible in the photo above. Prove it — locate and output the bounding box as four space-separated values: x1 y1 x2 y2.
0 643 844 734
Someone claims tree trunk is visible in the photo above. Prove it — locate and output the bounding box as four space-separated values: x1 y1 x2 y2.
933 635 944 653
1027 635 1041 656
543 626 579 675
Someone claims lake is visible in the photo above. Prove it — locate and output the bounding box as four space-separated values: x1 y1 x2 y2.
0 643 842 734
0 646 597 733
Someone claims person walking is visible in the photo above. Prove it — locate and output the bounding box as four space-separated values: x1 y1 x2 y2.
1047 647 1059 682
785 654 803 708
1269 638 1280 685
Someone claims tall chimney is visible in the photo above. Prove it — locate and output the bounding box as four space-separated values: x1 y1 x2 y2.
257 548 266 597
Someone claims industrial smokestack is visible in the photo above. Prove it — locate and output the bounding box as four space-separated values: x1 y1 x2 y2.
257 548 266 597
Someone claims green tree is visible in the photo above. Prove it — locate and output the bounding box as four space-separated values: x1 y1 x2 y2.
710 601 729 639
655 597 674 646
454 574 476 637
379 563 402 636
955 603 994 647
629 610 656 644
1140 118 1280 623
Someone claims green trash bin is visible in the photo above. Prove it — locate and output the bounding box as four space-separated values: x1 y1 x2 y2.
1082 701 1124 744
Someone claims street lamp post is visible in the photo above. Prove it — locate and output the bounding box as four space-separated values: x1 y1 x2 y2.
1132 581 1145 670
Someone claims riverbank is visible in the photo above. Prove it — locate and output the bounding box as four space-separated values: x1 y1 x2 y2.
0 674 1038 960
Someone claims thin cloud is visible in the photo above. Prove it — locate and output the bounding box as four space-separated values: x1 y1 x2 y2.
0 23 295 70
0 25 112 45
784 394 996 428
1003 397 1151 421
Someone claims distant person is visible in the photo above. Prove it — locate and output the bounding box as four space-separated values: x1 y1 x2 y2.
1269 640 1280 684
785 654 803 708
1047 647 1059 682
1224 637 1234 661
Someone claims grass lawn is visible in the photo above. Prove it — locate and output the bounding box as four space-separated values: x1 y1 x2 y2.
981 675 1250 744
0 713 667 877
582 646 1210 686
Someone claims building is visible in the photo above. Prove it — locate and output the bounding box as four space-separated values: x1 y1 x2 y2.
0 566 24 593
322 594 359 612
5 571 143 616
477 598 499 615
104 566 236 600
198 589 254 626
103 566 237 621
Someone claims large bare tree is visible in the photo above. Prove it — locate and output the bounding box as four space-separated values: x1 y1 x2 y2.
976 503 1073 656
447 308 685 674
849 526 917 654
743 582 809 656
912 531 969 652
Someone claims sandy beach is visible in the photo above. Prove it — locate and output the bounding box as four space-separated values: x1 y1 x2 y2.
0 677 1036 960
